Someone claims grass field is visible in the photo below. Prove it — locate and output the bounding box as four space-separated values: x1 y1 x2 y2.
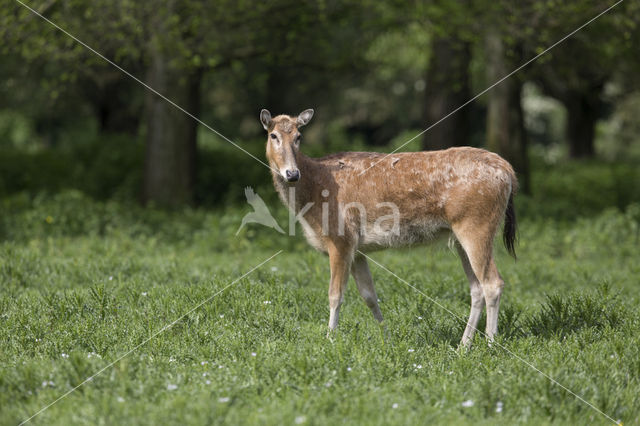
1 189 640 425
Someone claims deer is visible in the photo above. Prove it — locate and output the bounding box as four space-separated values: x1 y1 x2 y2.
260 108 518 347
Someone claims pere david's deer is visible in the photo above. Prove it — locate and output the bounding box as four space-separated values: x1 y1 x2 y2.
260 108 517 347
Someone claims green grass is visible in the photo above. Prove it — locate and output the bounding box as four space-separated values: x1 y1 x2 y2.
1 192 640 425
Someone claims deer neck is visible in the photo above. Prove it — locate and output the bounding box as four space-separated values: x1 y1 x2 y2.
271 153 318 213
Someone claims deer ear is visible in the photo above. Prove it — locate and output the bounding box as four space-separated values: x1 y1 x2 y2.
297 109 314 127
260 109 272 130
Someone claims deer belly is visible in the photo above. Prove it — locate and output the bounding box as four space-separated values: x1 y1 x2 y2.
360 217 449 249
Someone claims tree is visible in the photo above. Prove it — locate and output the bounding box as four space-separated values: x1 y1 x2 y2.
417 1 476 151
138 0 271 206
2 0 270 206
522 0 640 158
142 44 202 206
484 30 530 193
1 1 145 144
422 35 472 150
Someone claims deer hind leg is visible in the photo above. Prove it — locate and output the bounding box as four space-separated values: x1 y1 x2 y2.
480 258 503 341
453 223 505 342
327 241 353 334
455 243 485 347
351 255 383 323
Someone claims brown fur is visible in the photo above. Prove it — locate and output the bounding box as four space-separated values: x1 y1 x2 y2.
261 110 518 345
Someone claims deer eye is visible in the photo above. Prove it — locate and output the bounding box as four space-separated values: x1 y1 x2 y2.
295 135 302 143
270 133 277 140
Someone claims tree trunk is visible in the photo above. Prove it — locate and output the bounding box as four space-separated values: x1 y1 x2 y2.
95 80 141 135
422 37 471 150
142 46 201 207
564 91 597 158
485 31 530 194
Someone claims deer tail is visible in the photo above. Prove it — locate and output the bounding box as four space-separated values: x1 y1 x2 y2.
503 191 517 259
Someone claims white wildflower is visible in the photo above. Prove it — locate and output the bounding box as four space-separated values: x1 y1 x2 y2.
167 384 178 391
461 400 474 408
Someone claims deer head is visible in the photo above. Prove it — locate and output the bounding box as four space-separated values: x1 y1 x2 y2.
260 109 314 182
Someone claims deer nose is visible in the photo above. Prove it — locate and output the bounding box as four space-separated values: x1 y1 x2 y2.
285 169 300 182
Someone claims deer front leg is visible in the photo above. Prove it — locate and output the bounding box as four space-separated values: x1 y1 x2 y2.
327 242 353 334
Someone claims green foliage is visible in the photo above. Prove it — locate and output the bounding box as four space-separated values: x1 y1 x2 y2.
196 141 271 206
1 0 639 205
0 133 143 201
389 130 424 152
518 156 640 219
4 131 639 218
597 92 640 161
0 132 275 206
0 110 39 150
